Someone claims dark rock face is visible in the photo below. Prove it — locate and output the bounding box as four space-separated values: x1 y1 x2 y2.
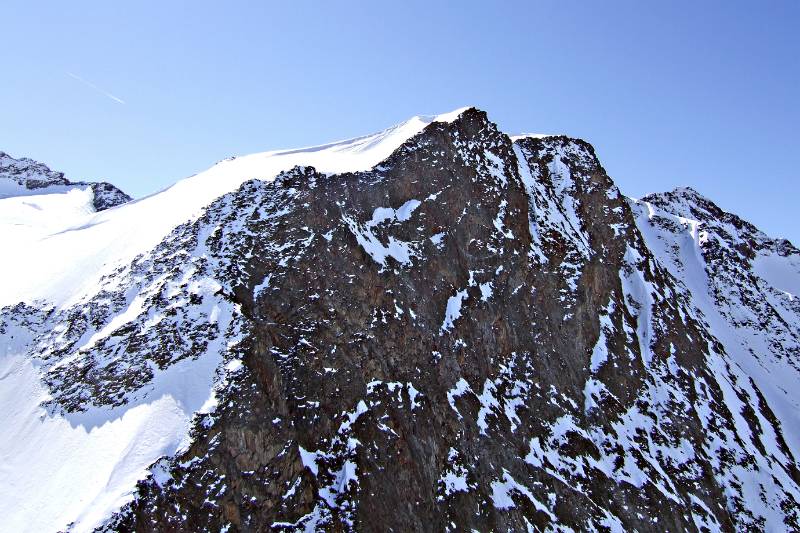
3 110 798 531
89 181 133 211
0 150 131 210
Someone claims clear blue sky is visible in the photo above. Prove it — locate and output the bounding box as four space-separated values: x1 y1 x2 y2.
2 1 798 242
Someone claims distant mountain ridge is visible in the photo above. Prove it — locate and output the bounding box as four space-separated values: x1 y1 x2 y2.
0 150 131 211
0 108 798 532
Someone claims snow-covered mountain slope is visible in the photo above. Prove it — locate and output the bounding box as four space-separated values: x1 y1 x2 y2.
631 187 800 461
1 108 799 532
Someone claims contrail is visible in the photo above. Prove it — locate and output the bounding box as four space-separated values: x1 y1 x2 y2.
66 71 126 104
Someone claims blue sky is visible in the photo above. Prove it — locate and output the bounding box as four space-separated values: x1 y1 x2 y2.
2 1 798 242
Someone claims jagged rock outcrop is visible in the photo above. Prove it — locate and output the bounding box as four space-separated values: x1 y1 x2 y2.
0 150 131 210
1 109 798 532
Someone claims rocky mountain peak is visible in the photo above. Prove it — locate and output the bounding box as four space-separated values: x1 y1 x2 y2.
0 150 70 189
1 108 799 532
0 149 131 210
642 184 797 259
641 185 724 222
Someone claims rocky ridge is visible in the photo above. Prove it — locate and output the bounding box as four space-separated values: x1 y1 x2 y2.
0 150 131 210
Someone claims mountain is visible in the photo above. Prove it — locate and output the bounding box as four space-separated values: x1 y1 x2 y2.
1 108 798 532
0 151 131 211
